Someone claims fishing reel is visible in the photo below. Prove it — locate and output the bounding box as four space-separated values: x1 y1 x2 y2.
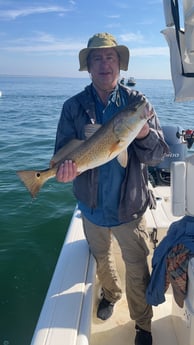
176 129 194 149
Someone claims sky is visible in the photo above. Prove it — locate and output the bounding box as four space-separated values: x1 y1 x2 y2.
0 0 174 79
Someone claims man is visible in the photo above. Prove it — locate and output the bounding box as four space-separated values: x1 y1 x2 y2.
54 33 168 345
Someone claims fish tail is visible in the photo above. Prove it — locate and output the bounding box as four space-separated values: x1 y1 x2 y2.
17 169 50 198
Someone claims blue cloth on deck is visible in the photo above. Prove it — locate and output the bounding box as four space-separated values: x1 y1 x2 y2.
146 216 194 306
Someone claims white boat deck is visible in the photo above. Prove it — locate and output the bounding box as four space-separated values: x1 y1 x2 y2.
91 290 177 345
30 185 194 345
91 243 178 345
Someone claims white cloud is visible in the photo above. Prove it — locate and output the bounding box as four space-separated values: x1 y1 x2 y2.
0 28 88 54
2 43 78 52
1 35 169 58
113 1 130 9
0 33 83 53
106 23 121 29
131 46 169 57
120 32 144 43
0 6 72 20
33 32 56 43
106 14 120 19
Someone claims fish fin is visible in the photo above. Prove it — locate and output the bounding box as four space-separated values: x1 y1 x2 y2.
117 150 128 168
17 169 50 198
50 139 84 167
84 124 101 139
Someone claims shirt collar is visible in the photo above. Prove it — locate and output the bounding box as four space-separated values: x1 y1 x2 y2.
92 83 121 107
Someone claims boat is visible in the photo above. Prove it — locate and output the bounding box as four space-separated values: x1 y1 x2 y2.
30 124 194 345
126 77 136 87
30 1 194 343
119 77 136 87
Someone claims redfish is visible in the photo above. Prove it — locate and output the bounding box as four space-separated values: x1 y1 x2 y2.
17 98 152 198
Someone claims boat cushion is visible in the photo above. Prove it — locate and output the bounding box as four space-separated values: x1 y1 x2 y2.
171 154 194 216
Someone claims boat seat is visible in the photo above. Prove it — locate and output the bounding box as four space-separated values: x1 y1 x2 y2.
171 154 194 216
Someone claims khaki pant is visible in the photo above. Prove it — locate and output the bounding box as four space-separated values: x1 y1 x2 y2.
82 215 153 332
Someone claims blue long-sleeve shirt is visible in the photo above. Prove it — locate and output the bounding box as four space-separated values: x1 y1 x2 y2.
78 85 127 226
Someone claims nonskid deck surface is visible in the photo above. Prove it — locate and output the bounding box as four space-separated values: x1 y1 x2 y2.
91 285 178 345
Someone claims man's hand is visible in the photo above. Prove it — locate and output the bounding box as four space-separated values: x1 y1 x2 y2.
136 102 153 139
56 160 77 183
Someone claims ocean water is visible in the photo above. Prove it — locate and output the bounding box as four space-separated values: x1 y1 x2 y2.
1 76 194 345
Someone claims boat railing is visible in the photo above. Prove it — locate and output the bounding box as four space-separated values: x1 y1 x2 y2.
30 207 96 345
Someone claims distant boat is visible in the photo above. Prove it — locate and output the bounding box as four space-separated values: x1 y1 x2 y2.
126 77 136 87
0 91 2 97
119 77 136 87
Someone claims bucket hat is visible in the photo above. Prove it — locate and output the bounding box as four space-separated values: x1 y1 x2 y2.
79 32 130 71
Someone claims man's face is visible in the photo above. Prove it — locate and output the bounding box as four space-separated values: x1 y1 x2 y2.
88 48 120 90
